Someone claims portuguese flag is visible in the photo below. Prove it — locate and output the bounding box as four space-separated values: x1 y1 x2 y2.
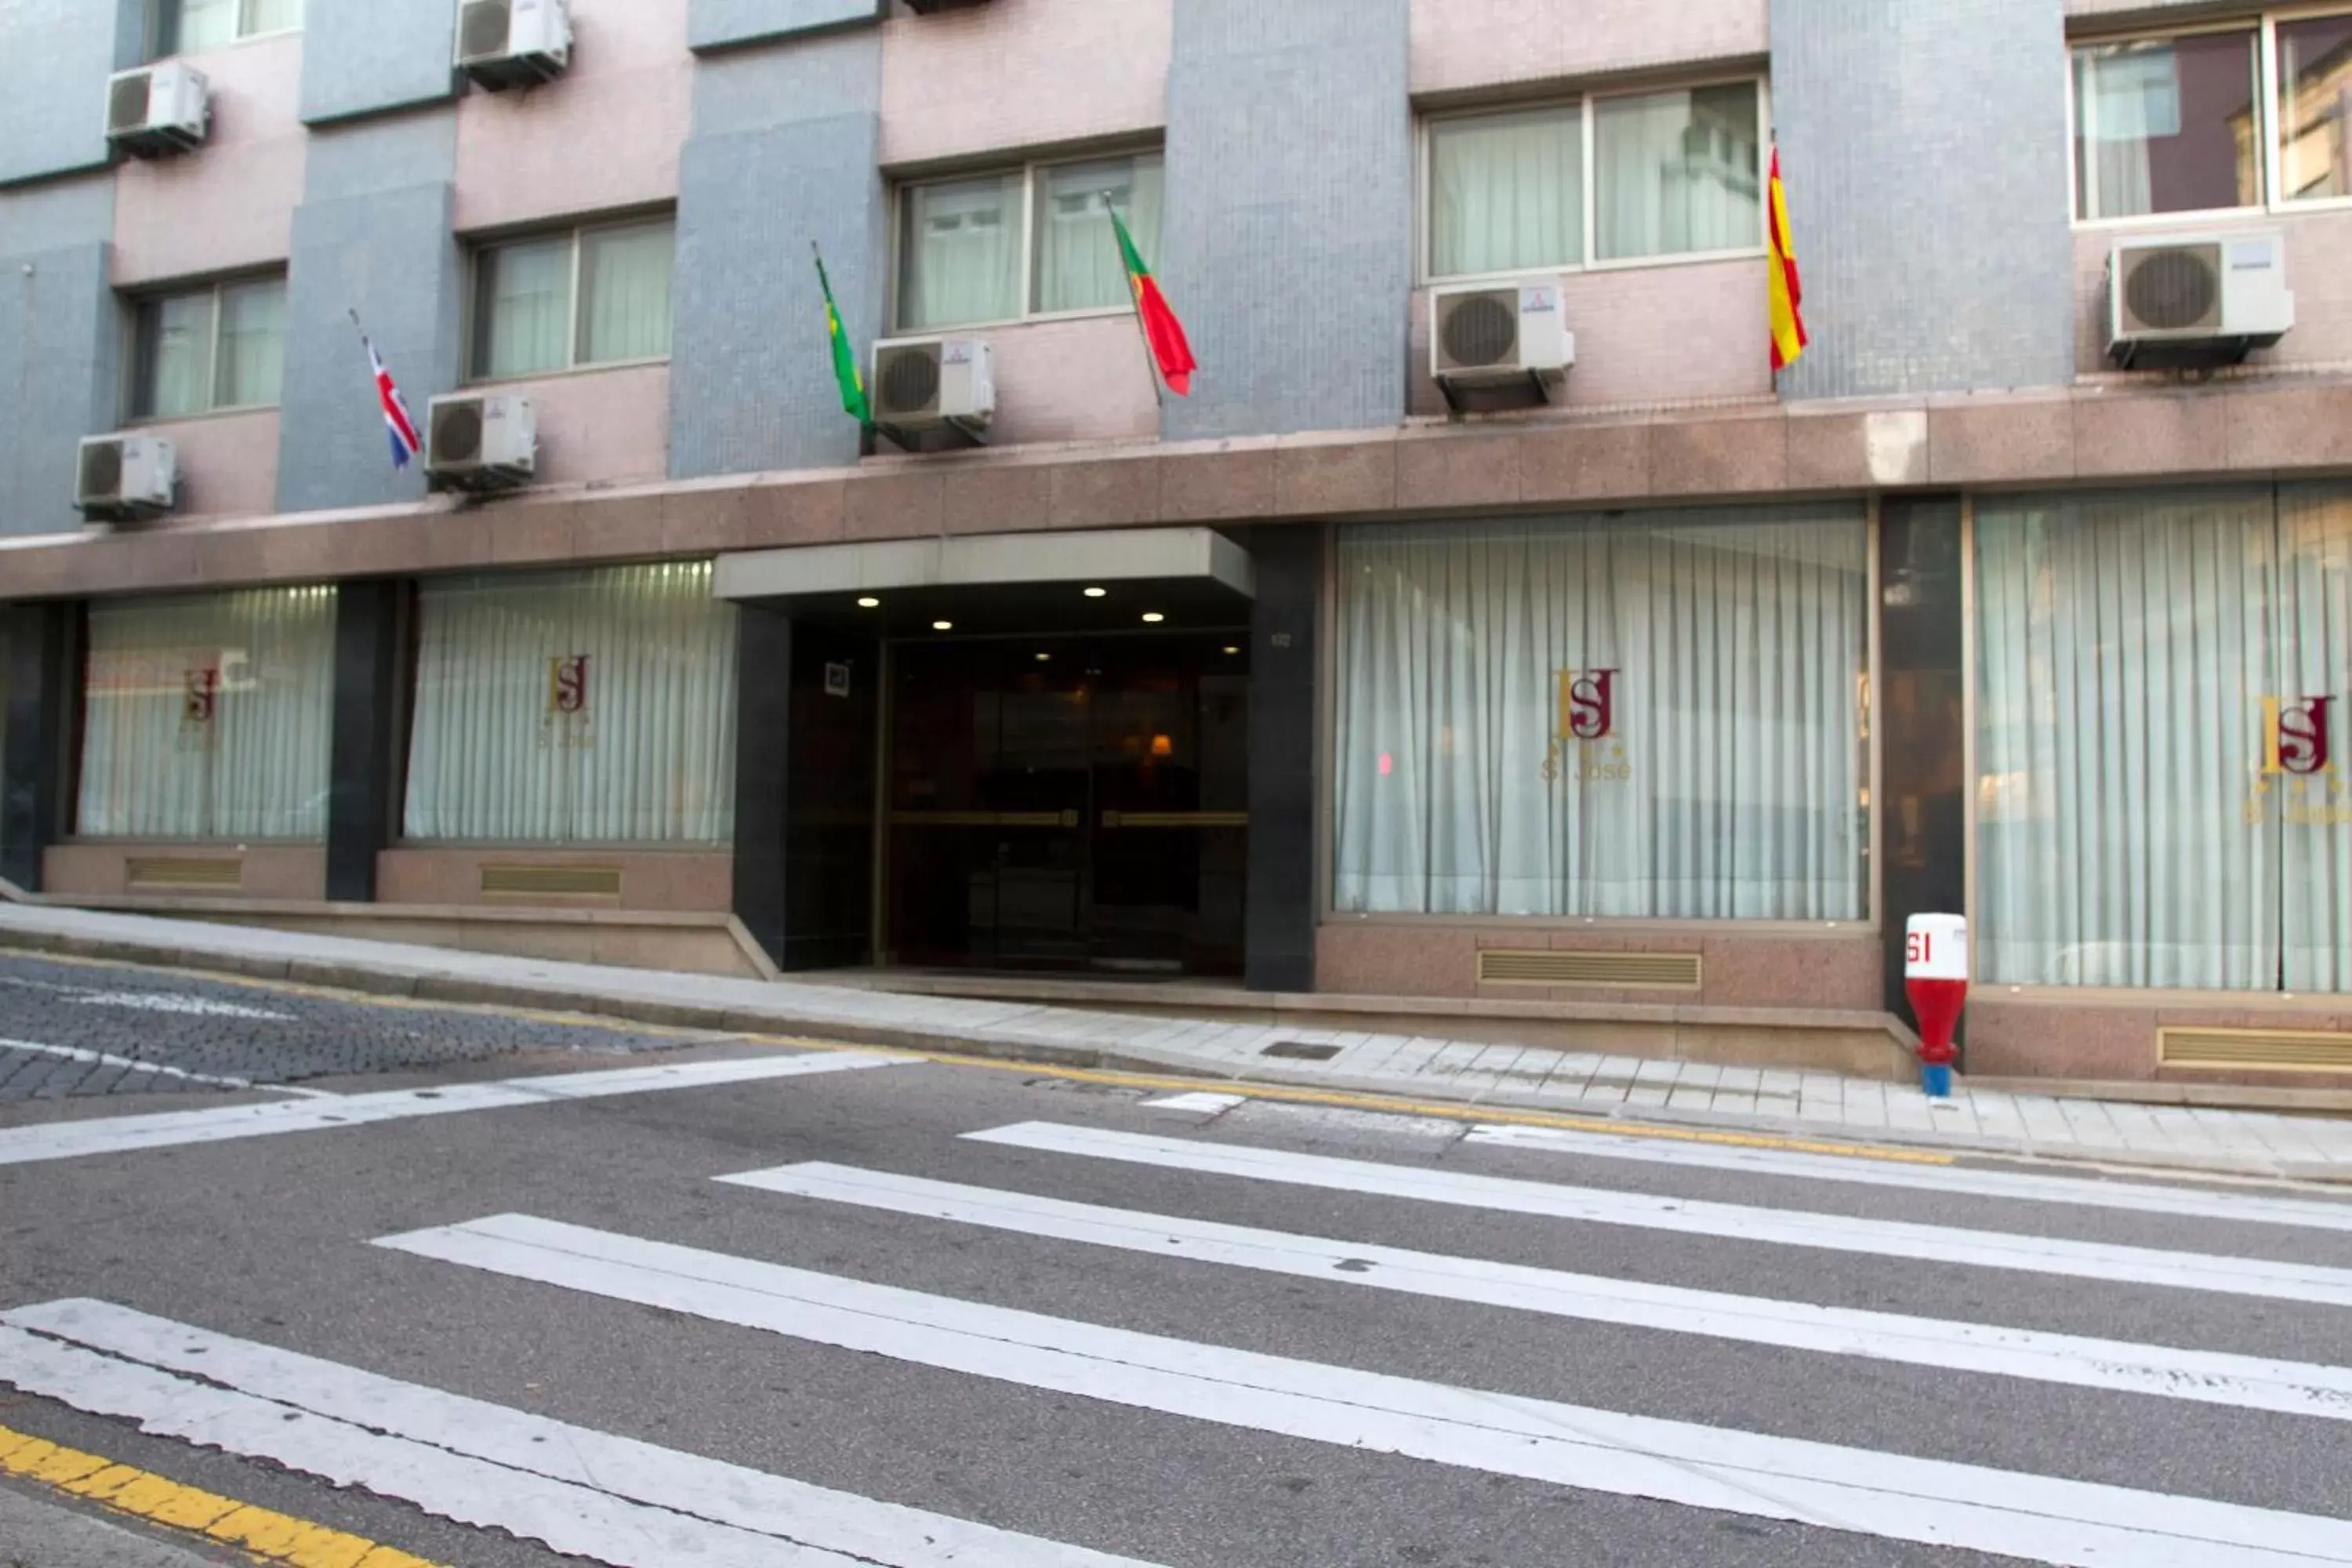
814 246 871 426
1109 206 1196 397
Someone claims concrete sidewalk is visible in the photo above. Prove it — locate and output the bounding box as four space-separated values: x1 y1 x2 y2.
2 902 2348 1183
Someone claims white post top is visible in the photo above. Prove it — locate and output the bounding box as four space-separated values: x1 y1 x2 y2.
1904 913 1968 981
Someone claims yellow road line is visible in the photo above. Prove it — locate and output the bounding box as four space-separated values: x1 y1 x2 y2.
3 944 1949 1167
0 1422 442 1566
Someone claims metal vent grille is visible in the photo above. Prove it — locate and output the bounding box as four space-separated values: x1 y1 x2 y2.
480 864 622 898
108 71 151 133
431 398 485 465
2159 1027 2352 1073
876 344 942 417
1436 291 1519 371
1476 949 1703 989
2119 245 2223 333
457 0 513 61
125 857 242 891
78 440 123 502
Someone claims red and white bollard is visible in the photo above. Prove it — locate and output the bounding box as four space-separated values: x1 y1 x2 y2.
1904 913 1967 1099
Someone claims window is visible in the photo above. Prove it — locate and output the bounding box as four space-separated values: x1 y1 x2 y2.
1975 483 2352 993
2071 12 2352 220
1424 81 1763 281
129 275 285 419
160 0 301 54
402 564 739 844
469 217 675 380
1332 505 1870 920
76 587 337 840
895 151 1163 332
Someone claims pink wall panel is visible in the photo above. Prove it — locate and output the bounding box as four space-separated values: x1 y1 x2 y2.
2073 209 2352 376
880 0 1171 168
454 0 691 231
493 362 671 486
143 409 281 521
1410 0 1766 97
113 32 306 286
1407 259 1773 419
983 315 1161 447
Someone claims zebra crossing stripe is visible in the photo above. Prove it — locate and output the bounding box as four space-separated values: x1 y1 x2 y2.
721 1160 2352 1422
0 1301 1160 1568
1464 1120 2352 1232
375 1213 2352 1568
0 1051 906 1167
964 1122 2352 1307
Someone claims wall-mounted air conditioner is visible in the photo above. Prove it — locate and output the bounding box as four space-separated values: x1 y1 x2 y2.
455 0 572 89
105 61 209 157
76 433 178 522
2107 230 2293 370
1430 277 1572 412
424 391 536 492
872 336 994 451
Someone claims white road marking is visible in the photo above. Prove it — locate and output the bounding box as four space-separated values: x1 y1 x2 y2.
0 1302 1161 1568
0 975 291 1019
1466 1120 2352 1233
1138 1091 1247 1114
724 1161 2352 1422
377 1214 2352 1568
964 1123 2352 1308
0 1051 906 1167
0 1036 264 1091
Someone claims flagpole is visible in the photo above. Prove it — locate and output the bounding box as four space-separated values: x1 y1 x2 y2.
1105 196 1165 412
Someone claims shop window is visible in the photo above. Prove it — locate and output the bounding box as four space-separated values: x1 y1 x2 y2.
76 586 337 840
402 563 738 844
894 150 1164 332
1424 80 1764 281
1974 483 2352 992
1332 506 1871 920
468 217 676 381
129 275 286 419
159 0 300 56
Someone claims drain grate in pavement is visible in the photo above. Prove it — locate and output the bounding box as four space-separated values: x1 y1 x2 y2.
1261 1040 1343 1062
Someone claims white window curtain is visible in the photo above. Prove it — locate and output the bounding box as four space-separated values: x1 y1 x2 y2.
474 237 572 379
1594 83 1761 262
1033 154 1163 314
140 292 214 419
899 172 1023 331
579 221 674 364
2074 45 2176 219
1973 485 2352 993
1428 104 1583 278
403 564 739 844
213 277 285 408
1334 507 1869 920
170 0 239 51
77 587 337 840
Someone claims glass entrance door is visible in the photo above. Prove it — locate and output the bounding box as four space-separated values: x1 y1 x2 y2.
885 633 1247 975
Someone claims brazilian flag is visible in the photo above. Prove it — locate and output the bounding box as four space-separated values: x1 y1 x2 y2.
814 248 870 426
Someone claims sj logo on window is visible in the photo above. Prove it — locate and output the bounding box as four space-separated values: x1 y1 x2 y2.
2247 694 2348 825
541 654 595 750
176 665 221 753
1542 667 1630 783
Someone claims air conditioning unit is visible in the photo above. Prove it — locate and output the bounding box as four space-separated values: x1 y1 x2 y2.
1430 278 1573 412
454 0 572 90
104 61 209 157
872 336 994 451
424 391 536 492
2107 231 2293 370
75 434 177 523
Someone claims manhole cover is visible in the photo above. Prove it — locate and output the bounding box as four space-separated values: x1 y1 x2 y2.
1261 1040 1341 1061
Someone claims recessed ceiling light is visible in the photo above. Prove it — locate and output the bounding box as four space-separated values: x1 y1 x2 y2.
856 596 880 608
1140 612 1165 624
1223 645 1240 655
1034 652 1051 661
1083 586 1108 598
931 619 953 631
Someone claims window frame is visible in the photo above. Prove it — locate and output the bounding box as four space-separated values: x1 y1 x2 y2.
152 0 303 59
2067 5 2352 230
887 142 1167 336
463 212 678 386
122 270 288 423
1416 71 1773 289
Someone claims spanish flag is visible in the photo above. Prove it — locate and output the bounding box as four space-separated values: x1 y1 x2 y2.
1766 147 1806 372
1109 206 1196 397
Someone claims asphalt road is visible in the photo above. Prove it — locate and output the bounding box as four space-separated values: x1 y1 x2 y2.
4 950 2351 1567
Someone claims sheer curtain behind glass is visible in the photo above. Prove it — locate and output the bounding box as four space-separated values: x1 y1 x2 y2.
214 277 285 407
2073 35 2260 219
1033 154 1162 313
138 293 213 419
77 587 337 840
474 237 572 378
1428 105 1581 277
1334 506 1868 920
403 564 739 844
900 172 1023 330
2278 483 2352 993
1595 83 1760 261
579 221 674 363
